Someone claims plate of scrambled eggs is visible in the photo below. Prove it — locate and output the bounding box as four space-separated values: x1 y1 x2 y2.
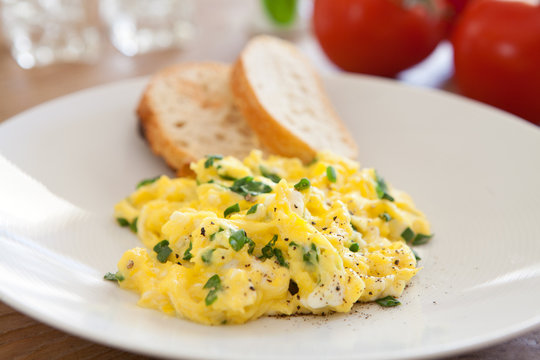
1 73 539 360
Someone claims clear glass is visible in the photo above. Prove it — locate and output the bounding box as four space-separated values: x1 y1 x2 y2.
99 0 195 57
0 0 101 69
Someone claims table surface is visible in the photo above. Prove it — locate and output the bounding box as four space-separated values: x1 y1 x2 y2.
1 1 539 359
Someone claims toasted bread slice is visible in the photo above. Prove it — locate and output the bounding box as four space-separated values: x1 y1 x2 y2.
231 35 358 163
138 62 261 175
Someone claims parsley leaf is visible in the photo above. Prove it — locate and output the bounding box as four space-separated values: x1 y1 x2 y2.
104 271 124 282
116 217 130 227
401 227 415 243
224 203 240 218
153 240 172 263
376 296 401 307
294 178 311 191
204 155 223 168
183 241 193 260
260 166 281 183
229 176 272 197
136 176 160 189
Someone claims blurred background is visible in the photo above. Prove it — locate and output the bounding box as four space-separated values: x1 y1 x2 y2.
0 0 539 359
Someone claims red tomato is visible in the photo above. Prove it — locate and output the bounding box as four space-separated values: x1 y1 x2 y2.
452 0 540 125
443 0 471 35
313 0 448 77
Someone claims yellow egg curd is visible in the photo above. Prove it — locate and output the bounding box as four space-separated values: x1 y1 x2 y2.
110 150 431 325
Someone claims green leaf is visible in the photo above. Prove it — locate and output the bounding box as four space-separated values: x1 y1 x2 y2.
204 274 221 289
303 243 319 265
379 212 392 222
209 227 224 241
204 155 223 168
262 0 297 26
153 240 172 263
104 271 124 282
412 249 421 261
260 166 281 183
326 166 337 183
129 217 138 233
376 296 401 307
260 235 278 260
229 229 250 251
136 176 160 189
412 233 433 246
183 241 193 260
219 173 237 181
294 178 311 191
202 248 215 264
401 227 415 243
246 204 259 215
205 288 219 306
224 203 240 218
375 172 394 202
230 176 272 197
349 242 360 252
116 217 130 227
289 241 300 247
273 248 288 268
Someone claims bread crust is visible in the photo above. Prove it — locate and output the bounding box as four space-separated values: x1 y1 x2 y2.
230 36 358 162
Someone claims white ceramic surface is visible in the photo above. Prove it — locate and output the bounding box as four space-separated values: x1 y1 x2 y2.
1 74 539 360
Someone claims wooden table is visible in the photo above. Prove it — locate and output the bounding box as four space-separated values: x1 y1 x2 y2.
1 1 539 359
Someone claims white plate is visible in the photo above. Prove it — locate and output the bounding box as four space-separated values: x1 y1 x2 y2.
1 74 539 360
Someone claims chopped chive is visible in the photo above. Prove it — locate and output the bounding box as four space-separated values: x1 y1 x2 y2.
219 174 237 181
294 178 311 191
412 249 421 261
412 233 433 246
209 227 224 241
273 248 288 268
116 217 130 227
401 227 415 243
229 176 272 197
260 235 278 260
349 242 360 252
153 240 172 263
204 155 223 168
260 166 281 183
326 166 337 183
136 176 160 189
303 243 318 265
376 296 401 307
183 241 193 260
201 248 215 264
289 241 300 247
379 213 392 222
224 203 240 218
104 271 124 282
375 172 394 201
203 274 222 306
229 229 251 251
206 289 218 306
129 217 138 233
246 204 259 215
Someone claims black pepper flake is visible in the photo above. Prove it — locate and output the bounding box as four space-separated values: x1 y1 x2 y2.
297 305 301 310
201 227 206 236
293 204 298 208
369 291 373 295
336 286 340 291
394 259 400 265
284 238 289 241
274 207 277 212
333 216 337 221
221 256 225 260
311 222 316 225
322 227 327 230
249 286 255 291
175 254 179 259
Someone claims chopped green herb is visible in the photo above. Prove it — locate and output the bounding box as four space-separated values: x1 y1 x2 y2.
116 217 130 227
260 166 281 183
412 233 433 246
376 296 401 307
349 242 360 252
230 176 273 197
289 241 300 247
183 241 193 260
224 203 240 218
273 248 288 268
412 249 421 261
303 243 319 265
229 229 251 252
204 155 223 168
136 176 160 189
203 274 222 306
209 227 224 241
246 204 259 215
218 174 237 181
202 249 215 264
260 235 278 260
379 212 392 222
294 178 311 191
247 238 256 255
153 240 172 263
351 222 359 232
401 227 415 243
104 271 124 282
129 217 138 233
326 166 337 183
375 172 394 201
207 179 215 184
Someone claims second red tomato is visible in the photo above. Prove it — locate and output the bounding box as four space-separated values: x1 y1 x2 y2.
313 0 448 77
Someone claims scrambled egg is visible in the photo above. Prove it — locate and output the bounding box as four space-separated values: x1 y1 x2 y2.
112 151 431 325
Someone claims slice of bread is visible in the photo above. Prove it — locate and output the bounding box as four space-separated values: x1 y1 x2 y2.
231 35 358 163
137 62 261 175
